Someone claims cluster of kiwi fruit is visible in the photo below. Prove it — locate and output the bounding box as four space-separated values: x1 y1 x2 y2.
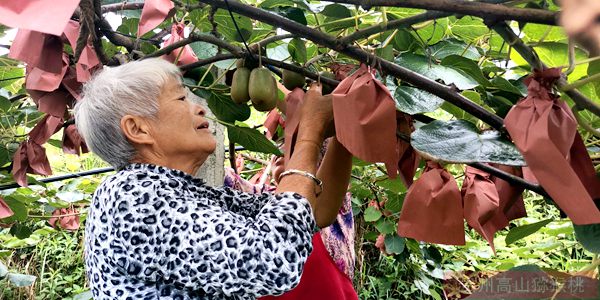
230 56 280 112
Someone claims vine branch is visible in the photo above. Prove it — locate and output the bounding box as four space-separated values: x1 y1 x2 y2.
145 32 242 58
195 0 506 132
329 0 557 25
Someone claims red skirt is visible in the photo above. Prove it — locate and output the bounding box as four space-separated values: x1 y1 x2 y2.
260 232 358 300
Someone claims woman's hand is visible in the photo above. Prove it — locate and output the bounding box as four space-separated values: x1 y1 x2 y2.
298 83 334 140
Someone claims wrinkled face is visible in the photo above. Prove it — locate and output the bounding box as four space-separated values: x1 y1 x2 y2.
147 76 216 160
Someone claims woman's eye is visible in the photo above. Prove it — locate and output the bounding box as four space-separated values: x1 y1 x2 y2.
178 96 186 101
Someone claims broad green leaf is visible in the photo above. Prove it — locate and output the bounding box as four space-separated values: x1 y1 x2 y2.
288 38 307 64
505 219 553 245
384 235 405 254
586 60 600 101
411 120 526 166
440 99 480 124
0 145 9 166
0 66 24 90
429 39 480 60
2 198 27 222
574 223 600 253
226 125 282 156
392 29 419 53
116 18 139 36
9 223 32 239
395 54 479 90
414 17 450 45
490 77 526 96
510 42 589 82
384 192 404 214
189 41 218 60
259 0 296 9
394 86 445 115
364 206 382 222
522 23 567 43
0 96 10 112
199 90 251 123
282 7 307 26
320 4 351 18
441 55 489 87
375 177 407 194
0 261 7 277
375 45 394 62
213 10 253 43
375 219 396 235
449 17 489 43
7 273 36 287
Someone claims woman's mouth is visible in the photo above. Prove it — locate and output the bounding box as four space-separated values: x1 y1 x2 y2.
197 121 210 130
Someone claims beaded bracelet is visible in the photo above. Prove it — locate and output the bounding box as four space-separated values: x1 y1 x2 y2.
278 169 323 196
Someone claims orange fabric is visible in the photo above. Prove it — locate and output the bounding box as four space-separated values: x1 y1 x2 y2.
397 113 420 187
62 20 101 83
48 208 80 231
332 64 399 178
0 197 13 219
138 0 174 37
62 124 89 155
504 68 600 225
397 161 465 245
162 23 198 66
12 141 52 187
260 232 358 300
462 166 500 252
0 0 79 36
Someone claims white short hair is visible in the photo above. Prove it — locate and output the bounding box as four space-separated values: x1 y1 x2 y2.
74 58 181 169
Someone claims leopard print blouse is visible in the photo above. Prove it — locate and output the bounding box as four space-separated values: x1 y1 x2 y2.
84 163 317 299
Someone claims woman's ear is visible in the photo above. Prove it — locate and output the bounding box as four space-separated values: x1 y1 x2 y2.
120 115 154 145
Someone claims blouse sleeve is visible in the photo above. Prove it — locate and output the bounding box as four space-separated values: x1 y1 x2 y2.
206 185 273 218
106 180 316 298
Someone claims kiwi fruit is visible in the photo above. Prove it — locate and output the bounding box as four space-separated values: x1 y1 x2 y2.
319 71 335 95
249 67 278 111
230 67 251 104
282 68 305 90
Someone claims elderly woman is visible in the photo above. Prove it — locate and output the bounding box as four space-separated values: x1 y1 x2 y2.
75 58 353 299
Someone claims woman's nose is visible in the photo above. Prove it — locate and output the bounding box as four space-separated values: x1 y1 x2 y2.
193 104 206 116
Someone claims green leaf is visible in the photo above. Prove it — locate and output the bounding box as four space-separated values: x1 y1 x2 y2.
441 55 489 87
0 96 10 112
282 7 307 26
9 223 32 239
395 54 479 90
213 10 253 43
116 18 139 36
1 198 27 222
490 77 526 96
189 41 218 60
414 17 449 45
394 86 445 115
7 273 36 287
288 38 307 64
384 235 406 254
364 206 382 222
574 223 600 253
0 261 8 278
505 219 553 245
199 90 250 123
375 219 396 234
522 23 567 43
392 29 419 53
320 4 351 18
0 145 9 167
429 39 480 60
375 45 394 62
226 125 282 156
375 177 406 194
449 17 489 43
384 192 404 214
510 42 589 82
411 120 526 166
